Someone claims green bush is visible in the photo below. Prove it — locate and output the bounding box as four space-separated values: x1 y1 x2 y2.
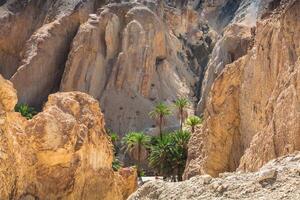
148 130 191 181
112 158 123 171
122 132 151 175
15 103 37 119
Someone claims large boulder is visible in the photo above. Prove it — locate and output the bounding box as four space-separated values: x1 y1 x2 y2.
0 75 137 199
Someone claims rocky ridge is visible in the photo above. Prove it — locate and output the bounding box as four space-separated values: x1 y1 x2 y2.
0 75 137 200
0 0 214 135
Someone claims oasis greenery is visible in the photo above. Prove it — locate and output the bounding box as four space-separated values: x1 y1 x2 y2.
114 99 203 181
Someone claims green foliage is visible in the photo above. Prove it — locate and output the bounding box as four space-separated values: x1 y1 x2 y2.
148 130 191 181
174 98 189 109
149 102 171 139
15 103 37 119
122 132 151 175
149 102 171 119
139 169 146 177
174 98 189 130
112 158 123 171
186 115 203 133
108 131 119 144
122 132 151 154
107 129 120 156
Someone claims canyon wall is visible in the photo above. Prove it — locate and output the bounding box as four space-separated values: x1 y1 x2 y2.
0 0 214 135
185 0 300 178
0 75 137 200
60 2 214 134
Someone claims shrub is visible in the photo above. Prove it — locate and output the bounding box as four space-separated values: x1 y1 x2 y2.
122 132 151 175
15 103 37 119
112 158 123 171
148 130 191 181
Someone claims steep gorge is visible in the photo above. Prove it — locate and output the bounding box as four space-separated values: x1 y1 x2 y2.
0 0 299 199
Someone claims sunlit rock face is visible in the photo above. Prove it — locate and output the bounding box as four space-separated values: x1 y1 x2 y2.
60 2 213 135
0 0 214 135
185 0 300 178
0 75 137 200
0 0 104 107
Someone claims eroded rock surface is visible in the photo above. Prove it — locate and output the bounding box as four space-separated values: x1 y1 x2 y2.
185 0 300 178
60 2 213 134
6 0 103 108
129 152 300 200
0 0 214 135
0 75 137 200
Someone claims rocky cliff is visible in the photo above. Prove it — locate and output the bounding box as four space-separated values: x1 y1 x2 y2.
0 75 137 199
185 0 300 178
60 1 216 134
0 0 214 135
0 1 299 199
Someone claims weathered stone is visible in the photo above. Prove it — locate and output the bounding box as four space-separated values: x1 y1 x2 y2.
60 2 204 135
185 0 300 178
0 74 17 112
9 0 99 108
129 152 300 200
258 169 278 184
0 77 137 200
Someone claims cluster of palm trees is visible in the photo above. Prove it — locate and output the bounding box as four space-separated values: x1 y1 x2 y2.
111 98 203 181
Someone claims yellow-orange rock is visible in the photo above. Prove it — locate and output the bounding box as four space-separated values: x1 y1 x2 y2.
184 0 300 178
0 76 137 199
0 74 17 112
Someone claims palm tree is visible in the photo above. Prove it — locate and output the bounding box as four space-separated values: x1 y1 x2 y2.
122 132 151 173
149 102 171 139
170 130 191 181
174 98 189 131
186 116 203 133
149 131 191 181
149 134 173 178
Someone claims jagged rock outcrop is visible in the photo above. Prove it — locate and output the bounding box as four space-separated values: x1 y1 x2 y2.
0 75 137 199
197 23 254 113
129 152 300 200
5 0 105 108
60 2 212 134
0 0 214 134
185 0 300 178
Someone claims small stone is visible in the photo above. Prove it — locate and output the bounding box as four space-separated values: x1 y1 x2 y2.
258 169 278 183
200 175 212 184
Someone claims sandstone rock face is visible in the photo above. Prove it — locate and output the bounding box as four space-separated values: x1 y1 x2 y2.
197 23 254 113
196 0 290 114
0 74 17 112
185 0 300 178
60 2 211 134
6 0 101 108
0 0 214 135
129 152 300 200
0 76 137 199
